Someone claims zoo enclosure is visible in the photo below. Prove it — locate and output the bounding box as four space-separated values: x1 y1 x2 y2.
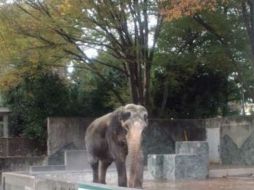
47 116 254 166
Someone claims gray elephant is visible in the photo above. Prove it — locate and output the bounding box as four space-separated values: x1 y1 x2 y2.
85 104 148 188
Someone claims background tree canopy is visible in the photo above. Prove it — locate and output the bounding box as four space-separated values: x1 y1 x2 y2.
0 0 253 142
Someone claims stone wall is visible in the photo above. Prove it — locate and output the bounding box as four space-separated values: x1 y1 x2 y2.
143 119 206 159
47 117 206 164
47 116 254 166
2 172 135 190
0 157 44 172
47 117 93 164
0 138 41 157
47 117 93 155
206 127 220 163
0 156 45 183
216 116 254 165
0 138 45 182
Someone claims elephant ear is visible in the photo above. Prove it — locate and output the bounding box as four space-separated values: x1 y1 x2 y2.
120 111 131 121
114 106 130 121
113 106 131 132
110 106 125 128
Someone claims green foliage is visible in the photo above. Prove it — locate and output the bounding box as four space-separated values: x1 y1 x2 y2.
152 62 239 118
1 0 253 127
150 2 248 118
69 55 130 113
4 70 69 143
3 66 123 143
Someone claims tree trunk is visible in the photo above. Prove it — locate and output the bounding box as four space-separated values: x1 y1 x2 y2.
143 60 151 108
242 1 254 63
128 61 147 106
241 1 254 100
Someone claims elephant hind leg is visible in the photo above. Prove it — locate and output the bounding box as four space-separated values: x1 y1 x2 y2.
89 159 99 183
99 159 112 184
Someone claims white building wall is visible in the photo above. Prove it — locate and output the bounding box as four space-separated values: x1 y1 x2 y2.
206 127 221 163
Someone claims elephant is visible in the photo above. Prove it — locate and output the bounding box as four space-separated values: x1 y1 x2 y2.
85 104 148 188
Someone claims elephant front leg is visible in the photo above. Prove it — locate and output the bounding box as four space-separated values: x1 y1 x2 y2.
115 160 127 187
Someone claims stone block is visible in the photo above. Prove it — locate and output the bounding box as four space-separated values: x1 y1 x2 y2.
175 141 209 162
64 150 89 170
148 154 208 180
174 154 208 180
147 154 165 180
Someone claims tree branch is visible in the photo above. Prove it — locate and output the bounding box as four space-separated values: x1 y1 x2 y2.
193 14 225 44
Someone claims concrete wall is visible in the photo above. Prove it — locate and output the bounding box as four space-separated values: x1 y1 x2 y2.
0 138 40 157
47 117 93 165
47 117 207 164
2 172 136 190
0 157 44 172
47 117 92 156
0 138 45 183
218 116 254 165
0 156 45 183
47 116 254 166
204 116 254 165
206 127 220 163
143 119 206 159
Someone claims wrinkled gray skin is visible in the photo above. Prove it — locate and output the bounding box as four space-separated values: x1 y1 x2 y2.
85 104 148 188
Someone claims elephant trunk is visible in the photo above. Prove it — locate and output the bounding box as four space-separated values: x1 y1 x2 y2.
127 121 145 188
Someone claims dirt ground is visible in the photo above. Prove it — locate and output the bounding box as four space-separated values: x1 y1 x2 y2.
37 168 254 190
143 177 254 190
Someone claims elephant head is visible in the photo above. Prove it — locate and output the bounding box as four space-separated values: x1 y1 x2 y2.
118 104 148 188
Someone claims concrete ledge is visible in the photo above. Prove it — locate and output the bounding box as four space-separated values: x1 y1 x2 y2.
2 172 137 190
148 154 208 180
30 165 66 172
2 172 36 189
209 167 254 178
64 150 89 170
147 154 165 180
176 141 209 158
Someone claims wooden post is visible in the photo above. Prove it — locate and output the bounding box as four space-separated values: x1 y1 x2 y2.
3 114 8 138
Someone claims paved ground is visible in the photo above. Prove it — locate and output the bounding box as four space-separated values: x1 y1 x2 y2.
35 168 254 190
4 164 254 190
144 177 254 190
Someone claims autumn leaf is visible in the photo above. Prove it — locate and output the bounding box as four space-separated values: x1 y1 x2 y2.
161 0 228 21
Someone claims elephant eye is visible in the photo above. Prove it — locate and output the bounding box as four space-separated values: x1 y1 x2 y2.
121 111 131 121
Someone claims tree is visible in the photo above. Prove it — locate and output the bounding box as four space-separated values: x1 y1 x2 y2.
0 2 70 90
240 0 254 100
242 0 254 62
161 0 218 20
4 68 70 145
0 0 164 107
1 0 218 109
189 0 254 107
3 58 126 144
151 1 246 117
68 56 129 116
3 0 245 117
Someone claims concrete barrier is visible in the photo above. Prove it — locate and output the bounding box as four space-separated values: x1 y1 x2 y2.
2 172 137 190
148 141 209 180
64 150 89 170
